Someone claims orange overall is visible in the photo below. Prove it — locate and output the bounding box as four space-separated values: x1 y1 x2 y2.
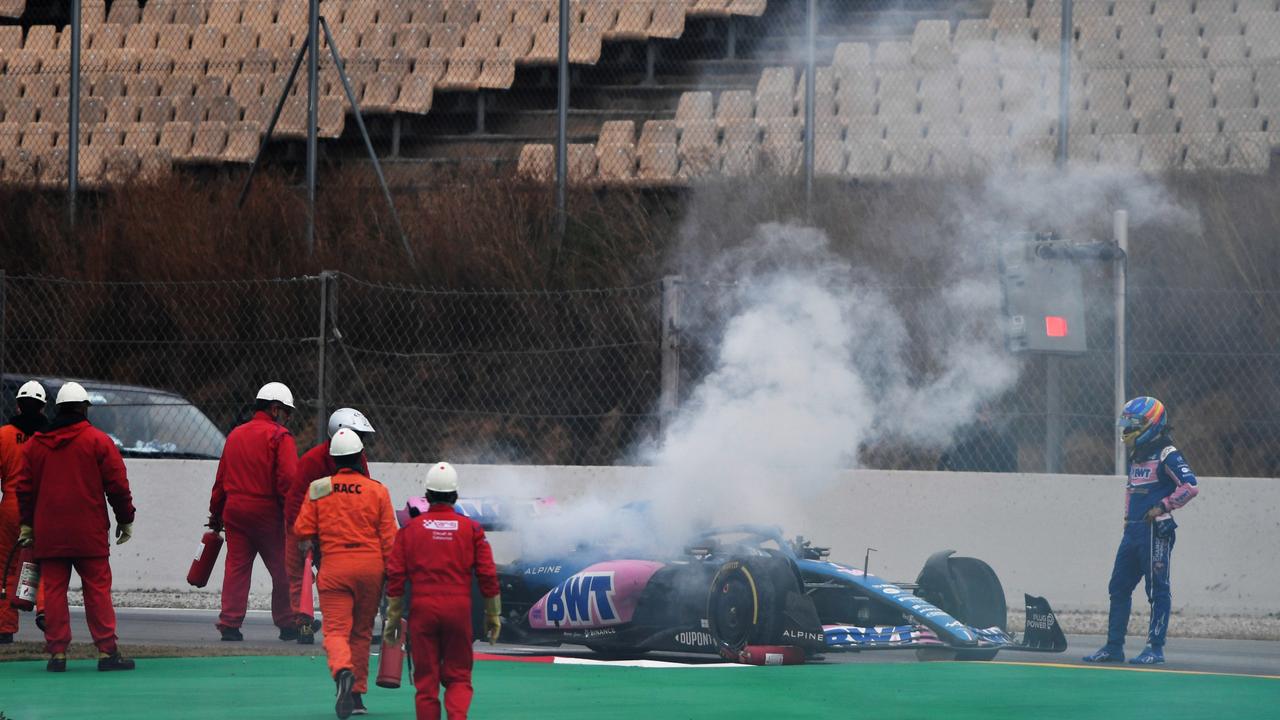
0 419 44 634
293 468 397 693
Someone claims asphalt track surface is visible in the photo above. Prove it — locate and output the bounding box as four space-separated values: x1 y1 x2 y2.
10 607 1280 677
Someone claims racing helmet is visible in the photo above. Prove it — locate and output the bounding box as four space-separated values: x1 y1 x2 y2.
55 381 90 405
16 380 46 404
1118 396 1167 448
327 407 375 437
256 382 295 409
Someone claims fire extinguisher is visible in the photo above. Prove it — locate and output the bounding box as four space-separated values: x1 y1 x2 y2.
375 619 409 689
186 530 224 588
11 546 40 612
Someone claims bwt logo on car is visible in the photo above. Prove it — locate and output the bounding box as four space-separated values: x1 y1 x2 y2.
545 572 618 627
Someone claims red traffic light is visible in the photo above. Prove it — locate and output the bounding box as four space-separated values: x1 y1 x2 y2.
1045 316 1069 338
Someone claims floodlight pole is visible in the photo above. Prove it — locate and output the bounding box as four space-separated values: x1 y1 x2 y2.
68 0 82 225
1046 0 1074 473
555 0 570 241
803 0 817 214
1056 0 1073 167
1113 210 1129 476
306 0 319 255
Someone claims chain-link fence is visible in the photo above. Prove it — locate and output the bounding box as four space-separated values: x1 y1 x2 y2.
2 270 1278 475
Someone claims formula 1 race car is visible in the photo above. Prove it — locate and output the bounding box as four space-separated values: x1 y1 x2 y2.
458 502 1067 662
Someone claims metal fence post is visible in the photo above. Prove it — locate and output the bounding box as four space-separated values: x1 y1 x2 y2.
316 271 334 445
556 0 570 241
803 0 816 214
1046 356 1062 473
1056 0 1074 167
1113 210 1129 475
659 276 682 437
0 270 6 387
306 0 320 255
68 0 82 225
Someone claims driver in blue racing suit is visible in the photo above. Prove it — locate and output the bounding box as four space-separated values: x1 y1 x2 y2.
1084 397 1199 666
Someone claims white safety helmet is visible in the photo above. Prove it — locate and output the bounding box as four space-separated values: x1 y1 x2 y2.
256 381 295 409
329 427 364 457
424 462 459 493
328 407 375 437
16 380 46 404
55 381 90 405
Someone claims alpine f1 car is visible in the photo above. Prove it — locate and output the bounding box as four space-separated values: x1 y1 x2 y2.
457 501 1067 661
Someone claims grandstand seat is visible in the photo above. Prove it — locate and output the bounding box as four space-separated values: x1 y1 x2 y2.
1180 109 1220 134
159 121 195 159
499 25 535 57
1163 35 1205 64
677 119 718 179
873 41 912 71
1093 110 1137 134
1201 14 1243 40
989 0 1029 25
0 0 26 20
394 74 433 113
920 71 961 117
638 141 677 184
1098 134 1143 167
38 148 71 188
813 138 845 175
715 90 754 126
1183 133 1229 170
1207 35 1248 63
1225 132 1270 174
1170 68 1213 112
833 42 871 70
1257 66 1280 108
1129 68 1171 113
123 123 159 149
102 146 140 184
1214 68 1255 110
845 114 886 141
675 91 713 127
1 148 37 183
224 121 261 163
125 75 160 98
19 123 57 151
1221 108 1265 133
878 70 919 116
105 97 141 124
1138 108 1179 134
140 96 175 124
835 69 876 116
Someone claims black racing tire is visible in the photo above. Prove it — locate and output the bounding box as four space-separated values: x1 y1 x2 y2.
706 557 794 653
915 554 1007 662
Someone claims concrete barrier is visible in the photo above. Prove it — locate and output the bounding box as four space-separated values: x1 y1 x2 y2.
108 460 1277 614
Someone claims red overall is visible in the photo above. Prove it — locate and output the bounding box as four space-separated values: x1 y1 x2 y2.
293 468 397 693
286 440 368 627
14 416 135 655
386 503 499 720
1 416 45 634
209 411 297 631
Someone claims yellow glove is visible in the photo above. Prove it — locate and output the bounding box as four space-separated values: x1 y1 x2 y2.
18 525 33 547
115 523 133 545
484 595 502 645
383 595 405 645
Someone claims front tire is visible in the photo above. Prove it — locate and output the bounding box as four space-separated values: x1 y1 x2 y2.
915 552 1007 662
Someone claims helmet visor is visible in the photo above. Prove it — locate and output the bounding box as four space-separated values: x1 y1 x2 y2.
1117 414 1145 445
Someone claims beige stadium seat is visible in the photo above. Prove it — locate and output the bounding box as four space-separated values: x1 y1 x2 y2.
92 74 127 99
159 120 194 158
1214 68 1254 110
569 24 603 63
393 74 433 114
1180 109 1219 134
0 123 19 151
928 115 965 138
125 74 159 98
1067 134 1100 165
191 26 225 56
1162 35 1205 64
223 121 260 163
0 0 26 20
878 71 919 116
596 143 635 182
478 49 515 88
1093 110 1137 134
1086 70 1128 113
124 24 160 52
39 148 71 188
566 143 597 183
1257 66 1280 108
839 137 890 176
835 69 876 116
123 123 160 148
1119 19 1162 63
728 0 766 16
911 20 953 70
677 119 717 179
317 98 344 138
444 0 480 25
0 25 21 50
954 19 994 49
514 0 554 26
428 23 465 52
640 119 678 147
1237 0 1279 14
140 96 175 123
720 121 759 177
887 139 931 175
379 49 413 76
174 96 208 123
208 96 240 123
755 91 793 120
161 73 197 98
1170 68 1213 112
873 41 912 70
761 139 800 176
196 75 227 98
1128 68 1170 113
525 24 558 63
24 25 60 52
651 1 688 39
243 1 277 27
1077 17 1121 66
687 0 732 19
756 66 794 98
920 71 961 117
105 96 142 124
844 114 885 141
137 145 172 179
206 1 240 26
189 122 229 162
102 146 140 184
930 137 971 175
396 24 431 51
964 111 1012 138
1245 19 1280 61
715 90 753 126
1221 108 1264 133
763 117 803 146
959 69 1001 115
107 0 141 26
500 24 535 58
989 0 1029 25
638 141 677 183
676 91 713 126
1201 14 1243 40
833 42 871 70
439 48 484 91
1183 133 1229 170
611 1 656 41
884 114 927 141
1 148 37 183
1207 35 1247 63
597 120 635 147
88 123 124 148
1225 132 1270 173
410 49 449 84
1138 108 1178 134
813 138 845 175
1098 134 1142 167
1153 0 1195 22
478 0 516 26
361 73 399 113
1160 14 1199 40
464 23 502 51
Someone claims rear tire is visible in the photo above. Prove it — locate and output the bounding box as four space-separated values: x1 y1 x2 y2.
915 553 1007 662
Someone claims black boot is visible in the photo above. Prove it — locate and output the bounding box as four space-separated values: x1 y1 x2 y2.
47 654 67 672
220 626 244 642
335 669 356 719
98 652 136 672
297 620 315 645
0 632 13 644
278 625 301 641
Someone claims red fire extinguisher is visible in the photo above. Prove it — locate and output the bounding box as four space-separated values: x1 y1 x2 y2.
11 546 40 612
187 530 224 588
299 550 315 618
375 619 409 689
